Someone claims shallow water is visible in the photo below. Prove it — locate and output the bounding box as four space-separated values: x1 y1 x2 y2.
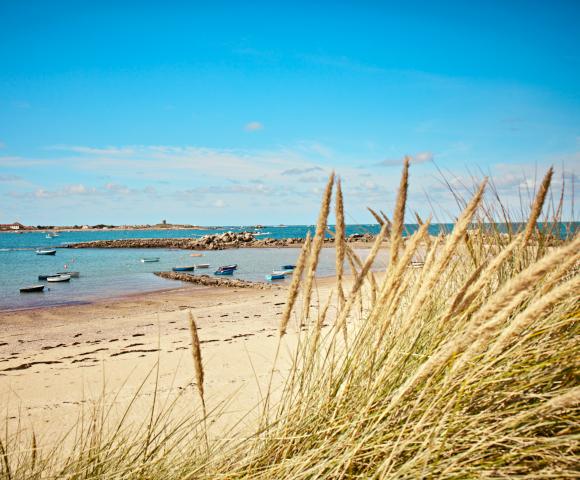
1 222 573 311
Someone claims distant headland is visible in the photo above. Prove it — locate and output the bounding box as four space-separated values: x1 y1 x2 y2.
0 220 272 232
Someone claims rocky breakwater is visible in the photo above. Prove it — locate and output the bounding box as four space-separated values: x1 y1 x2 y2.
69 231 304 250
347 233 375 243
68 231 377 250
154 271 278 289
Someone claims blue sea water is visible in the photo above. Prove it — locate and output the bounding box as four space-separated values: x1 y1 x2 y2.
0 223 575 311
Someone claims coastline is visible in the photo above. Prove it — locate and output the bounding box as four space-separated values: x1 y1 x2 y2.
0 275 346 443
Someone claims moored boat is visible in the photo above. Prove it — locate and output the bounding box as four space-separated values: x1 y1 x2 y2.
218 264 238 271
57 271 80 277
140 257 160 263
272 270 290 276
47 274 71 282
214 269 234 275
266 273 286 281
281 264 295 270
38 274 56 280
36 249 57 255
20 285 45 293
190 253 203 257
172 266 195 272
195 263 210 268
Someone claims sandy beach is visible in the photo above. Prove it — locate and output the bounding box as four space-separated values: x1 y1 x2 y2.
0 276 343 445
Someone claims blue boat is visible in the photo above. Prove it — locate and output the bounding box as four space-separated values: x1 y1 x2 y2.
266 273 286 281
172 266 194 272
215 269 234 275
281 264 295 270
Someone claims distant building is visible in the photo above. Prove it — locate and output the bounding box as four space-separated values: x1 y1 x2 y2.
0 222 29 231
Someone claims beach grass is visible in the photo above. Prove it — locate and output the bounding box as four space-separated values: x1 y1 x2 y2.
1 165 578 479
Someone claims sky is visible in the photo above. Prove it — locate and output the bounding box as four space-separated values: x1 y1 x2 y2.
0 0 578 226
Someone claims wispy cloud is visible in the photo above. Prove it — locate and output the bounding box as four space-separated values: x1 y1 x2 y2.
244 121 263 132
375 151 434 167
48 145 136 155
0 174 22 182
281 166 324 176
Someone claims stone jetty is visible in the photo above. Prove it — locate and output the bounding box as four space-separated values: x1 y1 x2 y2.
154 271 277 289
68 231 377 251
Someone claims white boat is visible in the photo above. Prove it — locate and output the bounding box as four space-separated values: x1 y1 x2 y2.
47 274 71 282
410 261 425 268
272 270 290 276
36 249 57 255
195 263 210 268
140 257 160 263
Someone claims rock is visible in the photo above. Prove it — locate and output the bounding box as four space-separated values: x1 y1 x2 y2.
154 271 278 289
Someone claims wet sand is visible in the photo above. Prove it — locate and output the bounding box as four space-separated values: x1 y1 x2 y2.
0 276 345 446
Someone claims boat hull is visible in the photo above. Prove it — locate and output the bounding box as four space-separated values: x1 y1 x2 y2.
214 269 233 275
266 274 285 281
20 285 45 293
141 258 160 263
38 274 56 280
57 271 80 277
218 264 238 271
172 266 194 272
36 249 57 255
47 274 71 282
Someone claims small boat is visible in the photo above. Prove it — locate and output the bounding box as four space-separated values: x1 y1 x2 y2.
272 270 290 276
47 274 71 282
140 257 160 263
214 269 234 276
36 249 57 255
281 265 295 270
38 274 56 280
410 261 425 268
172 266 195 272
190 253 203 257
45 234 53 239
57 271 80 277
195 263 210 268
218 264 238 271
20 285 45 293
266 273 286 281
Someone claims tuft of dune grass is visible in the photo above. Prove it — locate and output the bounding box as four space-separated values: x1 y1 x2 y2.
2 165 578 480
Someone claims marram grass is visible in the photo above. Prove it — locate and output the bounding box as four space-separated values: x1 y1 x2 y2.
1 166 578 479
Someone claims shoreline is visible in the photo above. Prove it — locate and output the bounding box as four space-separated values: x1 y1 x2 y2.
0 275 346 444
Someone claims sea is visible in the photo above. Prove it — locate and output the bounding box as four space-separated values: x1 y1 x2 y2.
0 223 575 311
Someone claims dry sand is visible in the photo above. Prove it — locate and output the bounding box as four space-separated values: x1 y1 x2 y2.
0 277 344 446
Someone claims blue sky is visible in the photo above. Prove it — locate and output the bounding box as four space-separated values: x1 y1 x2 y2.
0 0 578 225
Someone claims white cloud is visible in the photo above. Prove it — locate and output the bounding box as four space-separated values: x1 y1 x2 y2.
48 145 135 156
0 174 21 182
213 199 227 208
244 121 263 132
281 166 324 176
376 151 434 167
